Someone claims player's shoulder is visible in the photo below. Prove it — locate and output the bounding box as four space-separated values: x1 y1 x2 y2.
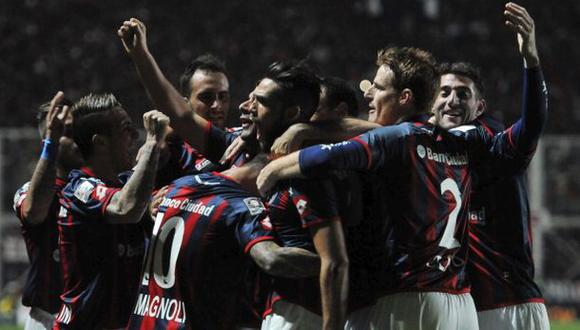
13 181 31 212
63 170 106 202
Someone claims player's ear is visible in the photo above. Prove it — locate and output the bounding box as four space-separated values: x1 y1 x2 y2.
335 102 348 118
92 134 108 149
475 98 486 118
284 105 302 123
399 88 413 106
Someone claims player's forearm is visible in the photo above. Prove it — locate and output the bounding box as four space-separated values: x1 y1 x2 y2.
106 140 160 223
131 51 209 153
511 67 548 153
268 246 321 278
320 257 349 330
21 157 58 225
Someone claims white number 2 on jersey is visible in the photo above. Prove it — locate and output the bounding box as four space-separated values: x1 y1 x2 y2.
141 212 185 289
438 178 461 250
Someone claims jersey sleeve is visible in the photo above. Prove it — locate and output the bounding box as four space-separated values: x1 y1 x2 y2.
68 177 121 217
204 123 238 164
234 197 276 254
298 125 405 177
13 182 31 220
463 67 548 174
287 179 340 228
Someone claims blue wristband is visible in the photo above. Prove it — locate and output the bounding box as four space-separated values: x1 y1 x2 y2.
40 139 57 161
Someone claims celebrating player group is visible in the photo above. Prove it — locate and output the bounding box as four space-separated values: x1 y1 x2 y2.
13 2 549 330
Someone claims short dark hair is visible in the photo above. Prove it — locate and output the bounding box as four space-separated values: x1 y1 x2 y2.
263 61 321 122
437 62 485 98
71 93 123 159
179 54 227 97
321 76 359 117
376 47 438 114
36 97 72 137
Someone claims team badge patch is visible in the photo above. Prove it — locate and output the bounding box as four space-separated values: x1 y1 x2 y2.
74 180 95 203
296 199 307 215
243 197 266 216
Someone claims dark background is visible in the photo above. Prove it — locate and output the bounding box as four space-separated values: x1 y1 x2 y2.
1 0 577 132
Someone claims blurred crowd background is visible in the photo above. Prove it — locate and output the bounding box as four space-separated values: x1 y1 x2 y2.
2 0 580 327
1 0 579 132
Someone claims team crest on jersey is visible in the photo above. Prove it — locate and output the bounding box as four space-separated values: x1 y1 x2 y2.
243 197 266 216
260 216 273 230
74 180 96 203
296 199 307 215
95 185 108 201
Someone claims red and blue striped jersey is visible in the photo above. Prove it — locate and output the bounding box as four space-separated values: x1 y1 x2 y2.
263 178 339 317
467 114 544 310
205 123 250 169
155 136 219 188
297 67 547 297
127 172 274 330
54 167 147 329
13 178 65 314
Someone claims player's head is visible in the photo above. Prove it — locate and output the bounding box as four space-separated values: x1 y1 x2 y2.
239 61 320 151
36 99 84 171
432 62 486 130
179 54 230 129
311 76 358 122
71 93 139 172
364 47 437 126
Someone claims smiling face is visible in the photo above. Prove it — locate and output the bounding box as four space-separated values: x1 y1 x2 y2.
238 78 285 149
432 73 485 129
364 65 403 126
187 70 230 129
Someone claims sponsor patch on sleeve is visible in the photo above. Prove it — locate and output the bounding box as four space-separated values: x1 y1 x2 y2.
13 182 30 210
243 197 266 216
74 180 96 203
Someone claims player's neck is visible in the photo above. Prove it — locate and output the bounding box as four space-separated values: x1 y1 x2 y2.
85 158 118 183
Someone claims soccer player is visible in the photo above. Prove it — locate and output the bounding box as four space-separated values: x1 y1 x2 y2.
13 92 82 329
257 8 548 325
127 155 320 329
179 54 230 130
429 4 549 329
118 18 319 169
54 97 170 329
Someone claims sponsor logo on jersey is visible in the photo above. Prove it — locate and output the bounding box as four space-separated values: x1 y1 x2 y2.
133 293 186 323
468 208 486 225
416 144 468 166
243 197 266 216
195 159 212 171
74 180 96 203
321 141 351 151
160 197 216 216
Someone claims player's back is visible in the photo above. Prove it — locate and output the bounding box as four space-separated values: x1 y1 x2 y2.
368 123 472 295
128 172 271 330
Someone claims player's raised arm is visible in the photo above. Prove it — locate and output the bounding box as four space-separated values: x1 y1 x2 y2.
18 92 69 225
499 3 547 155
105 110 169 224
117 18 211 154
